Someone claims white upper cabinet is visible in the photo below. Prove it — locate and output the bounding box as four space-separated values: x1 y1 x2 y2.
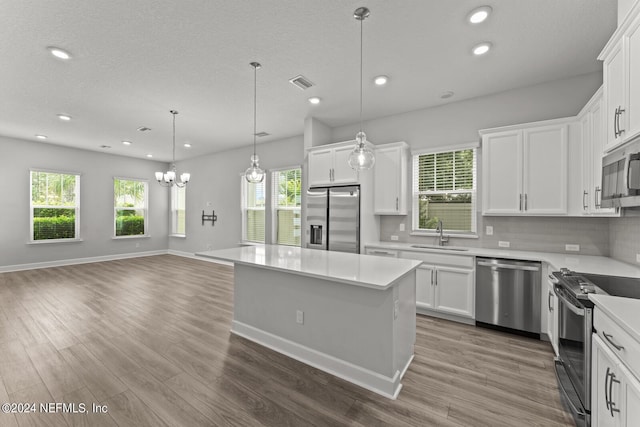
374 142 409 215
307 142 359 187
599 1 640 152
481 119 569 216
576 88 619 216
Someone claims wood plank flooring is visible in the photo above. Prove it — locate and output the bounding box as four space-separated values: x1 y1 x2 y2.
0 255 575 426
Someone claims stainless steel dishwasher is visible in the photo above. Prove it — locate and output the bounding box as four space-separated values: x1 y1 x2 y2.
475 257 541 335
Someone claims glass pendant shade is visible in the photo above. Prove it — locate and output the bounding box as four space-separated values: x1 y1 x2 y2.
245 154 265 183
348 131 375 170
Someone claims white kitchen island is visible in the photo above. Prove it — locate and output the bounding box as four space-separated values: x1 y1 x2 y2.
196 245 422 399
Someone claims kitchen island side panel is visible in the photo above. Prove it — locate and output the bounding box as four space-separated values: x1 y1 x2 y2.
232 264 412 379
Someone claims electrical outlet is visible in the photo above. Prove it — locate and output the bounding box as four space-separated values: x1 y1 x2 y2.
296 310 304 324
390 235 399 241
206 201 213 207
486 226 493 236
565 244 580 252
135 242 140 248
399 223 405 232
498 241 510 248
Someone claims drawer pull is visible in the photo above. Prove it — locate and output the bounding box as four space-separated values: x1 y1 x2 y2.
603 332 625 351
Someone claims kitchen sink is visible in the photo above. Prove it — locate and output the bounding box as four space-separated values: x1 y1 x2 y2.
410 244 469 252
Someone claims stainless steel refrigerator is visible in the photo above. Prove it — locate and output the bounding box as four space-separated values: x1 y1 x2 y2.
306 185 360 253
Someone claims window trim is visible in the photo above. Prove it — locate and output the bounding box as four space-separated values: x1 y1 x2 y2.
411 143 478 236
270 165 302 247
113 176 149 238
29 168 81 243
240 174 266 244
170 184 187 237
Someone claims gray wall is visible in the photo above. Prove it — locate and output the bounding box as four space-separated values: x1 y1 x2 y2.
1 135 170 269
168 135 304 254
609 214 640 265
332 71 626 257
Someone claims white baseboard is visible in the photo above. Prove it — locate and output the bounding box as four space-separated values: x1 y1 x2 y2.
0 250 168 273
231 320 411 399
416 308 475 325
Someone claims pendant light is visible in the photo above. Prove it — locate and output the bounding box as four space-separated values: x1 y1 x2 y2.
155 110 190 187
348 6 375 171
245 62 265 183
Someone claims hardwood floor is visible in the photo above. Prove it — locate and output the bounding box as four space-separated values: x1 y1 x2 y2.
0 255 575 426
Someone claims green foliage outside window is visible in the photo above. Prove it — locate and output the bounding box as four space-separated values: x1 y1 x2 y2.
31 171 79 240
114 179 147 236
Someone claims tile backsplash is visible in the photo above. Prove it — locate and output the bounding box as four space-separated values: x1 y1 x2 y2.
609 213 640 265
380 214 610 256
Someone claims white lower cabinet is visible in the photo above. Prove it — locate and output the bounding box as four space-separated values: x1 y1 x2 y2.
546 278 559 356
400 251 474 320
592 307 640 427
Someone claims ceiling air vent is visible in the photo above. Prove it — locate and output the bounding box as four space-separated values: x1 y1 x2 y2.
255 132 270 137
137 126 152 132
289 75 314 90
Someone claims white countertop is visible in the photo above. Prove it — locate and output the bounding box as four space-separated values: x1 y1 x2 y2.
590 294 640 343
196 245 422 290
364 242 640 278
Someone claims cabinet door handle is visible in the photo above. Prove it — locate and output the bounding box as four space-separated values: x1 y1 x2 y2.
614 107 619 138
608 371 621 417
434 270 438 286
519 194 523 211
524 194 528 211
396 197 399 211
618 107 626 137
595 186 601 209
548 292 553 311
583 191 588 210
603 332 625 351
604 367 611 411
430 269 434 285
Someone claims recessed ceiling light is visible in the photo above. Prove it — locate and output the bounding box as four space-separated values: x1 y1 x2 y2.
374 75 388 85
146 154 153 158
472 42 492 56
35 134 48 140
47 46 72 60
57 114 72 121
468 6 492 24
122 140 132 145
184 143 192 148
308 97 321 105
440 91 455 99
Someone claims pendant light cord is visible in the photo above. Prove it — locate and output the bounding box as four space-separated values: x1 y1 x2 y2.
359 16 363 134
172 111 176 163
253 64 257 158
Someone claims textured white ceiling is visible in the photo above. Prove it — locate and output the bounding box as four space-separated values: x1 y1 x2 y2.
1 0 616 161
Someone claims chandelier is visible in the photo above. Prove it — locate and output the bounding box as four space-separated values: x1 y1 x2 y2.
155 110 190 187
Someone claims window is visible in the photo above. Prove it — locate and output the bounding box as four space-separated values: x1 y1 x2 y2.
241 178 265 243
114 178 148 237
30 170 80 241
272 167 301 246
412 146 477 234
171 185 186 236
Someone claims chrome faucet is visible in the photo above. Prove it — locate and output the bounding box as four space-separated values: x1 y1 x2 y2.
435 220 449 246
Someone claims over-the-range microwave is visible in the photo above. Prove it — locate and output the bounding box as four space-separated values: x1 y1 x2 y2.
601 138 640 208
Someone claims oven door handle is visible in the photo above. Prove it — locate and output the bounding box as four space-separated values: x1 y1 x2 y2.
556 290 585 316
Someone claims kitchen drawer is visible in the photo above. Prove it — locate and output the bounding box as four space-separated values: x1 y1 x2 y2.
594 307 640 380
398 251 473 269
365 248 398 257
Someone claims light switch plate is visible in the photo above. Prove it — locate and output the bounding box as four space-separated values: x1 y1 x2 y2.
390 235 399 241
565 244 580 252
486 226 493 236
498 241 510 248
296 310 304 324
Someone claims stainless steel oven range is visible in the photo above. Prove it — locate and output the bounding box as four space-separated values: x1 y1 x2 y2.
550 269 640 427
